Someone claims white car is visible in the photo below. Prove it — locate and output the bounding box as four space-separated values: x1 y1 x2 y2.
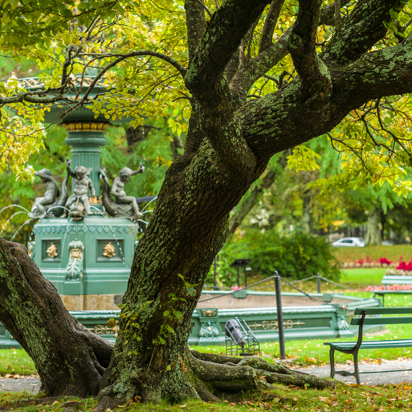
332 237 365 247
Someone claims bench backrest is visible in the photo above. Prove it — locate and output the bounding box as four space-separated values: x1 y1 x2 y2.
351 307 412 326
382 275 412 285
354 307 412 315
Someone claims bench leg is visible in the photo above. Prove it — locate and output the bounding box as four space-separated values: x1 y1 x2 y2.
329 348 335 379
353 350 360 385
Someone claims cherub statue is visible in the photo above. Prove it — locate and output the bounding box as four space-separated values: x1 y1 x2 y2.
29 168 69 219
110 166 145 217
99 165 144 220
64 158 95 218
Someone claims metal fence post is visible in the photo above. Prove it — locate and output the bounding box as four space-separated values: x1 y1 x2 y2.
317 272 321 294
274 271 286 359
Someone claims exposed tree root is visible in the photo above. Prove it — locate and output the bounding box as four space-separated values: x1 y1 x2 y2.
189 350 335 397
93 347 335 409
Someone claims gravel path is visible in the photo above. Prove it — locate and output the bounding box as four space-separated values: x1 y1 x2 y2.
0 377 40 394
294 359 412 386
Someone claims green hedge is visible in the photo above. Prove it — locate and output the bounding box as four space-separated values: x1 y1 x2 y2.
209 230 340 286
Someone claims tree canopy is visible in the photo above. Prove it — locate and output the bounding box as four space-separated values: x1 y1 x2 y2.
1 0 412 190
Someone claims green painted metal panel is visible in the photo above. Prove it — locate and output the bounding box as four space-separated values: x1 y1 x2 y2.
33 216 138 296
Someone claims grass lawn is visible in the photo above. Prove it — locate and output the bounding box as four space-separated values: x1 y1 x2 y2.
2 383 412 411
340 268 386 286
0 349 36 377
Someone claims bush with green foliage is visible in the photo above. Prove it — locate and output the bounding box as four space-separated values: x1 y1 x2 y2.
212 230 340 285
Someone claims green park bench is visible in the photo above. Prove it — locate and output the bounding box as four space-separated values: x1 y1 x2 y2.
382 274 412 288
324 307 412 385
372 275 412 306
373 290 412 306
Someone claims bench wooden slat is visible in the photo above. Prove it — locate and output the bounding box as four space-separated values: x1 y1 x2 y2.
382 279 412 284
325 339 412 350
351 316 412 325
354 307 412 315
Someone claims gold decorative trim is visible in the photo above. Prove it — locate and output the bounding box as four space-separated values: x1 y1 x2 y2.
70 248 83 259
46 243 58 258
103 242 116 258
201 309 217 317
249 319 305 331
64 123 109 131
93 323 119 337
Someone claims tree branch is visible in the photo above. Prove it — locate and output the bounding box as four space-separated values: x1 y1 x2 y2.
229 28 290 107
259 0 285 52
185 0 271 93
81 51 186 105
237 40 412 160
288 0 332 101
323 0 403 65
185 0 206 61
319 0 351 25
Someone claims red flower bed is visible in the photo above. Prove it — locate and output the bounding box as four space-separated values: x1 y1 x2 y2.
397 258 412 271
342 256 396 268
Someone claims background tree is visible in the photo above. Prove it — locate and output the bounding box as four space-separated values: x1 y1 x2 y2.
2 0 412 407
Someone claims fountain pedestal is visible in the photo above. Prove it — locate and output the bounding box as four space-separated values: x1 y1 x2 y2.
33 215 138 310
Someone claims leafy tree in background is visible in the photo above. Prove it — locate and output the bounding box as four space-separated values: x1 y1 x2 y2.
2 0 412 406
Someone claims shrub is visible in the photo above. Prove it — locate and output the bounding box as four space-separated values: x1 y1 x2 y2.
222 230 340 282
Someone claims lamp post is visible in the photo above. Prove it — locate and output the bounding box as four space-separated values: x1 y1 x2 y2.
230 259 252 288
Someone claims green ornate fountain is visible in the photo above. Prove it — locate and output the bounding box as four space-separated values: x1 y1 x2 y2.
22 77 143 311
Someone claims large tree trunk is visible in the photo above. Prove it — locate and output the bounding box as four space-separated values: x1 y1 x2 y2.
94 141 333 409
0 238 113 397
301 188 313 233
365 207 382 245
97 140 255 404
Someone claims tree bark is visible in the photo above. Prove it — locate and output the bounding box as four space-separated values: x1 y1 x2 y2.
365 207 382 245
0 238 113 397
301 189 313 234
